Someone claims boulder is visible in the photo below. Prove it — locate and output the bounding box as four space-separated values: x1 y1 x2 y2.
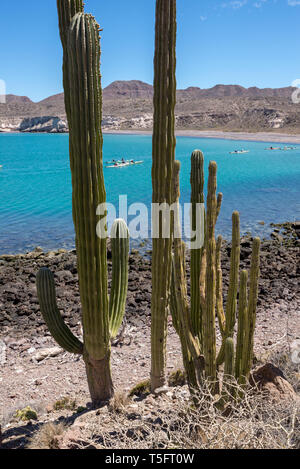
250 363 297 403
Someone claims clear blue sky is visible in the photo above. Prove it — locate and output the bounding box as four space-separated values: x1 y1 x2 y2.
0 0 299 102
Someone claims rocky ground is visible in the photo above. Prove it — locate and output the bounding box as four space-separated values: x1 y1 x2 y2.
0 222 299 449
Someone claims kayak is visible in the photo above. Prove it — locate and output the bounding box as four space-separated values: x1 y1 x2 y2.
229 150 249 154
105 161 144 168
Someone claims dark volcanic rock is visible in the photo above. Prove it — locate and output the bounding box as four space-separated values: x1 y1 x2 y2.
0 231 299 341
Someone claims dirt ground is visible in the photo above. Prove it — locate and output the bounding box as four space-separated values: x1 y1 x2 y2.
0 225 299 449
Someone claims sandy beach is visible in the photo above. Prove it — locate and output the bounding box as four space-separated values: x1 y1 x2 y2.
103 129 300 144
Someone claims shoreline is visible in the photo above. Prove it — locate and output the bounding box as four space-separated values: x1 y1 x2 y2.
0 221 298 259
1 128 300 144
103 129 300 144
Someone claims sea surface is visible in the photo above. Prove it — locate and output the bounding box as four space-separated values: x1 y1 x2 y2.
0 133 299 254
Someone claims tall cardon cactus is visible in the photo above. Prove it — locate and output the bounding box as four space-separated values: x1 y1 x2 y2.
170 151 261 393
151 0 177 391
36 1 129 406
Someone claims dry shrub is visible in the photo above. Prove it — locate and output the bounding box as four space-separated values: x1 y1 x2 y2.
68 380 299 450
27 423 65 449
108 392 130 414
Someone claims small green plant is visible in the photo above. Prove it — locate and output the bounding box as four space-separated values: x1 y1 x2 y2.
74 406 86 415
15 406 38 422
168 369 186 387
129 380 151 397
53 397 77 411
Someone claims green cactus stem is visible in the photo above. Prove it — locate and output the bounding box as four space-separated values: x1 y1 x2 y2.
36 268 83 355
190 150 205 341
36 4 130 406
216 235 225 337
224 337 235 378
151 0 177 391
241 238 261 381
217 211 240 366
67 13 109 366
203 162 217 383
170 160 203 390
235 269 248 379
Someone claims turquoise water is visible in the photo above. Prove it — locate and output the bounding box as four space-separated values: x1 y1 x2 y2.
0 133 299 254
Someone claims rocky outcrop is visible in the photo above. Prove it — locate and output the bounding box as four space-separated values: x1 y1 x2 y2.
18 116 68 133
0 116 68 133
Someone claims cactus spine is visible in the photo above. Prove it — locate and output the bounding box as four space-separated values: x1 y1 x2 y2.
36 2 129 406
151 0 177 391
170 151 261 394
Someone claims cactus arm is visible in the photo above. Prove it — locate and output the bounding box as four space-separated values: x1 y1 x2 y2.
235 270 248 379
151 0 177 391
241 238 261 380
203 162 217 382
216 235 226 336
190 150 205 342
36 268 83 354
217 211 240 366
109 219 129 339
216 193 223 220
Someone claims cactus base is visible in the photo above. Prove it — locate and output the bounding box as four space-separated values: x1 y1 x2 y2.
84 350 114 406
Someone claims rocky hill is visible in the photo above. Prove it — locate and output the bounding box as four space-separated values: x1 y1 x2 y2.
0 80 299 133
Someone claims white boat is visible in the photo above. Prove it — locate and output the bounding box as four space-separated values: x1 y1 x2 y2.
229 150 249 154
280 146 297 151
106 160 144 168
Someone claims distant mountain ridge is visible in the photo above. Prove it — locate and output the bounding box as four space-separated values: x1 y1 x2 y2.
2 80 297 107
1 80 299 133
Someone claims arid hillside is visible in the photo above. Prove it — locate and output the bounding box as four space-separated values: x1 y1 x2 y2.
1 80 299 133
